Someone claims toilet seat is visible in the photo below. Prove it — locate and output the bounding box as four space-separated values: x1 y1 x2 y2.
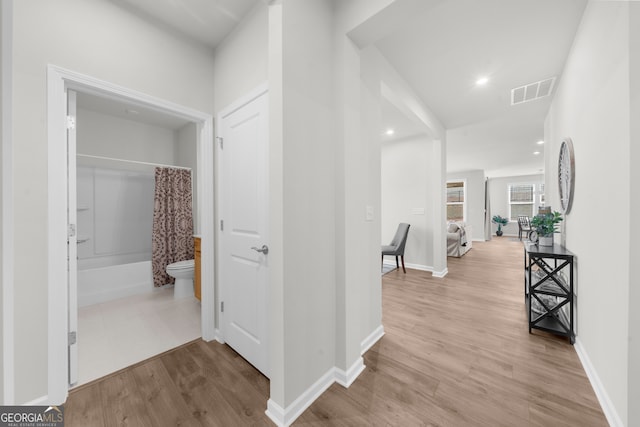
167 260 194 270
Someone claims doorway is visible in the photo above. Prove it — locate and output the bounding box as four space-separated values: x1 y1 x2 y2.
71 90 202 386
46 66 215 404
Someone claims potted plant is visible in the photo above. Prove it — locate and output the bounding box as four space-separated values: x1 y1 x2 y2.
530 211 563 246
492 215 509 236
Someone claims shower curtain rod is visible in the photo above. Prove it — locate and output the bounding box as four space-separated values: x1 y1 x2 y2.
77 154 192 171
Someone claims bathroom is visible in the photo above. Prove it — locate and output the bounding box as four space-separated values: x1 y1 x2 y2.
74 92 202 386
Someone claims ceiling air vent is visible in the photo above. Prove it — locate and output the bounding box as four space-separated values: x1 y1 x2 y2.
511 77 556 105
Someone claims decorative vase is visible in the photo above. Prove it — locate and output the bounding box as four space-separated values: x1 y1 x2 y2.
496 230 503 236
539 235 554 246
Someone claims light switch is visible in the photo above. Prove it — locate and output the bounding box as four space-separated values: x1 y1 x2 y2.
366 205 374 221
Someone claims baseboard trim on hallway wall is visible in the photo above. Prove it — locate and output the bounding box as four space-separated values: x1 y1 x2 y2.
335 357 365 388
382 260 433 272
432 268 448 278
381 260 447 278
361 325 384 355
574 337 624 427
265 366 336 427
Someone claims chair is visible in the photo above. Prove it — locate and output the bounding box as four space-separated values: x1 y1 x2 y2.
382 223 410 273
517 216 532 240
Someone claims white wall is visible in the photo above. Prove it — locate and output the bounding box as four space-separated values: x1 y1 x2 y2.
488 174 543 237
76 108 177 164
0 0 7 405
382 136 435 269
270 0 337 408
12 0 215 404
446 169 486 241
629 4 640 426
544 2 630 425
213 2 268 114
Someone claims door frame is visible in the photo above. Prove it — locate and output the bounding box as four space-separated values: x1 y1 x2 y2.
216 83 269 373
46 65 215 404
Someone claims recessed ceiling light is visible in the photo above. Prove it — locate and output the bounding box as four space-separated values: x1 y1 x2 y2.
385 129 395 136
476 77 489 86
537 140 545 145
533 151 541 155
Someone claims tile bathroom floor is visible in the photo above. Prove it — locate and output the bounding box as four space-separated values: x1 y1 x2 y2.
74 287 201 386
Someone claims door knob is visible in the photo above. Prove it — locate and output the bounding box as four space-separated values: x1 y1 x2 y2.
251 245 269 255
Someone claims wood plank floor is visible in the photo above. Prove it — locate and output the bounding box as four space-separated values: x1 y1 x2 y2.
65 237 607 426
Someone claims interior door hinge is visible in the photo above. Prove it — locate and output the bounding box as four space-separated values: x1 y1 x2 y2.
221 301 224 313
217 136 223 149
67 115 76 130
220 220 224 231
68 224 76 238
68 331 77 346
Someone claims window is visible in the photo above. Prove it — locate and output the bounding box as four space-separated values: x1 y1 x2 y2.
447 181 465 222
539 183 545 205
509 184 534 220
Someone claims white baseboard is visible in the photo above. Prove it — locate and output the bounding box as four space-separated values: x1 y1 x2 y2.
405 262 432 272
381 260 448 278
213 328 225 344
265 367 336 427
23 395 49 406
432 268 448 278
335 357 365 388
361 325 384 355
383 260 433 272
574 338 624 427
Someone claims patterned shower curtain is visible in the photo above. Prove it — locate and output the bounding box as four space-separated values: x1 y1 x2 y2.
152 167 194 287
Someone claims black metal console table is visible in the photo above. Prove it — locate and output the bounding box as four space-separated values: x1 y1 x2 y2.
524 242 575 344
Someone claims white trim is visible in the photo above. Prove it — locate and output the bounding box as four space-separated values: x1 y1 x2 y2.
265 353 370 426
383 259 432 273
335 357 365 388
265 367 335 427
361 325 385 355
432 268 448 278
46 65 215 403
23 395 48 406
214 328 225 344
1 0 14 405
574 338 624 427
381 260 447 277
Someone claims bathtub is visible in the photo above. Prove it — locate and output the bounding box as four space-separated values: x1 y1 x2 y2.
78 261 153 307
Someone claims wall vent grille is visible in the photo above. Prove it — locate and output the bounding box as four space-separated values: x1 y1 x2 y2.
511 77 556 105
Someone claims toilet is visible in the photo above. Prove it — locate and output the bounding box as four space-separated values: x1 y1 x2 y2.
166 259 195 299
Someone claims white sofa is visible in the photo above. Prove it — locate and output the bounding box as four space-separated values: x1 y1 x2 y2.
447 222 472 257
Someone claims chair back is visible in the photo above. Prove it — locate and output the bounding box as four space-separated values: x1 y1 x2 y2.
518 216 530 228
390 223 411 254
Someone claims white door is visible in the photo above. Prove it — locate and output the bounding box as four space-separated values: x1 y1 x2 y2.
219 88 269 377
67 89 78 386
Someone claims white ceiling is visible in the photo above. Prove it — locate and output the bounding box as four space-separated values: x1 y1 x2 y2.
104 0 588 178
375 0 588 177
109 0 260 49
